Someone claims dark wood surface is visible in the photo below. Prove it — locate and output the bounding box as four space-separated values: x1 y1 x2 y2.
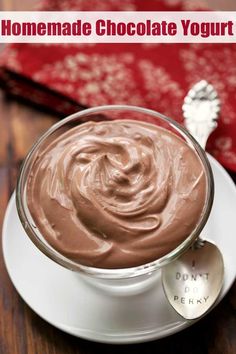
0 1 236 353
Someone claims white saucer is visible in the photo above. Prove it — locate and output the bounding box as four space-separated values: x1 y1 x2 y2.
2 155 236 344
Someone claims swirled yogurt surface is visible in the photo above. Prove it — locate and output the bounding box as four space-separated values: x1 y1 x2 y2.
27 120 206 268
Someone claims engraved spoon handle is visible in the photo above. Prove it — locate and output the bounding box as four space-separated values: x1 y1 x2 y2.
182 80 220 149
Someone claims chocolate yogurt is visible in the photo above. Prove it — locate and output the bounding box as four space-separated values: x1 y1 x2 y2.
27 120 206 269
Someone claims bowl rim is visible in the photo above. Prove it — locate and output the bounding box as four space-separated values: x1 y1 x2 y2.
16 105 214 279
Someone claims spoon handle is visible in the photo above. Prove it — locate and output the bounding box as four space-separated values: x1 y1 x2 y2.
182 80 220 149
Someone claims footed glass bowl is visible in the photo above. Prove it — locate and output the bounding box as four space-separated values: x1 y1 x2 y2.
16 105 214 280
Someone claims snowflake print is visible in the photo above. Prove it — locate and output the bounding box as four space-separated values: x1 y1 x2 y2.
180 44 236 124
38 0 137 11
139 60 184 119
0 47 22 71
33 52 144 106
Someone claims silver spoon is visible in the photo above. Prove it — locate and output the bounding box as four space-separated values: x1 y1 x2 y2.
162 80 224 320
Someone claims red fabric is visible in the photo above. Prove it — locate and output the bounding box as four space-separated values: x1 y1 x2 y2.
0 0 236 171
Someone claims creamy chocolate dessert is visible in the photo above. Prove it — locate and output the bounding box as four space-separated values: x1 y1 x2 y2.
27 120 206 269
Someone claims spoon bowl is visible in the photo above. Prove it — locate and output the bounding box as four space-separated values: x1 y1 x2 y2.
162 239 224 319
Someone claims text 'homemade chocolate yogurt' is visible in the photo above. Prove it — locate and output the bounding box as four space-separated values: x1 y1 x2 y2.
27 120 206 269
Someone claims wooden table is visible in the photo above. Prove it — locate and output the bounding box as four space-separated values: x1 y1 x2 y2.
0 1 236 353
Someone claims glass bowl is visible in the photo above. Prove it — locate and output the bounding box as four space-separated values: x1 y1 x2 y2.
16 105 214 280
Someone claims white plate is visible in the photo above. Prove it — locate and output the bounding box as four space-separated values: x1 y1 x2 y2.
2 156 236 344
